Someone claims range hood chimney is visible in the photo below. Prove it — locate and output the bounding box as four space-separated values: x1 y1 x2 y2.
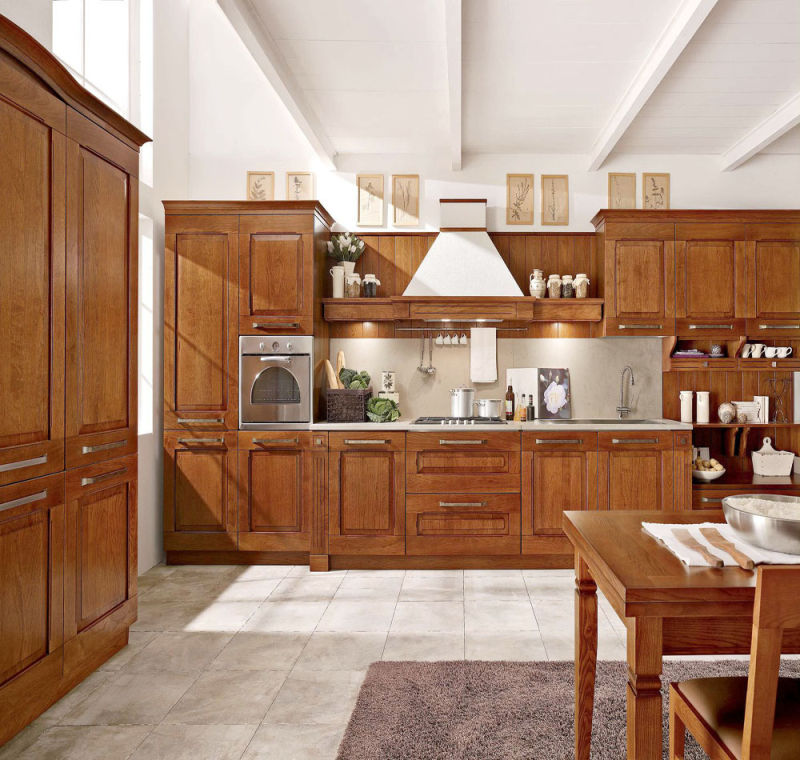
402 199 523 297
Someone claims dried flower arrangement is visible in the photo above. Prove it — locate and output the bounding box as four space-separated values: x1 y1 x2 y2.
327 232 366 262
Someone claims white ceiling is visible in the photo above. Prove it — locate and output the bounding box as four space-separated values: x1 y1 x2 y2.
234 0 800 164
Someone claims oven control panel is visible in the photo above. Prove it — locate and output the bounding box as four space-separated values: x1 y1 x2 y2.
241 335 311 356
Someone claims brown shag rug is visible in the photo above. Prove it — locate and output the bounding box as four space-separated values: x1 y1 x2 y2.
337 660 800 760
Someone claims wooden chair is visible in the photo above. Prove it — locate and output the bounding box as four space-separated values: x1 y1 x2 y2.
669 566 800 760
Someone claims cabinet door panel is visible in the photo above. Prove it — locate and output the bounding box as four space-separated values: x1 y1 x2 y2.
66 121 137 468
533 452 588 535
0 474 64 686
164 216 238 429
163 432 237 551
0 96 65 485
615 241 665 317
65 456 136 639
751 241 800 319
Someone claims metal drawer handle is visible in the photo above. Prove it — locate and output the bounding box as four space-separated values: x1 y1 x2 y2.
618 324 662 330
535 438 582 445
82 440 126 454
253 322 300 329
177 417 223 424
439 501 487 508
758 324 800 329
438 439 487 445
344 439 389 445
81 467 126 487
253 437 299 445
0 454 47 473
0 489 47 513
689 324 733 330
611 438 658 445
700 496 723 503
177 437 225 444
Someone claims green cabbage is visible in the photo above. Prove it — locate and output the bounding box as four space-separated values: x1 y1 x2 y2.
366 397 401 423
339 368 371 390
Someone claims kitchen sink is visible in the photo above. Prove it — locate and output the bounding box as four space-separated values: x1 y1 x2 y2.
536 418 663 425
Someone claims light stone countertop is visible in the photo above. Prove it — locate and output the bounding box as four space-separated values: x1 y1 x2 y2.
307 418 692 432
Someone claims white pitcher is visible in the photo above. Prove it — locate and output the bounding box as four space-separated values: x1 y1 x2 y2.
330 265 344 298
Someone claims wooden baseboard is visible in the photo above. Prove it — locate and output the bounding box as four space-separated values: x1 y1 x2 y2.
166 550 310 566
309 554 330 572
329 554 573 570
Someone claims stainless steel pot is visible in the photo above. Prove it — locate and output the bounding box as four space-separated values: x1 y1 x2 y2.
722 494 800 555
449 387 475 418
474 398 504 419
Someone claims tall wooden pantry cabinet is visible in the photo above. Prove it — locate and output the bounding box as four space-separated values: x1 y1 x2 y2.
0 17 148 745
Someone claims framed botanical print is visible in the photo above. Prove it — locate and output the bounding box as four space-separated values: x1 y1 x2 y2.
286 172 314 201
506 173 534 224
541 175 569 226
357 174 384 226
642 173 670 209
246 171 274 200
608 173 636 209
392 174 420 226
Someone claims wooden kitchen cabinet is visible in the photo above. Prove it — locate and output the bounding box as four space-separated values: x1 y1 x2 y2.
745 223 800 335
164 213 239 430
65 112 139 468
163 432 238 552
597 432 675 511
328 433 405 555
675 223 746 336
522 432 598 555
238 432 316 552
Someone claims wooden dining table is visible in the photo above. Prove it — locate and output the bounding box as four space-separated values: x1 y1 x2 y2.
563 509 800 759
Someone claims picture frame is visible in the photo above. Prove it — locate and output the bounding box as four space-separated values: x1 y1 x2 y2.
537 368 572 420
541 175 569 226
286 172 314 201
246 171 274 201
392 174 420 226
608 173 636 209
506 173 534 225
642 173 670 210
357 174 384 226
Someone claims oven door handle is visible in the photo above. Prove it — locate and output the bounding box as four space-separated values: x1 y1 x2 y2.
259 356 293 363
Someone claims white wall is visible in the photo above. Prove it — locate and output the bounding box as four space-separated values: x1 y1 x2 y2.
0 0 51 48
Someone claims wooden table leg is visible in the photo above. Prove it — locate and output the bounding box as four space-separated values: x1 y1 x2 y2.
575 551 598 760
626 617 663 759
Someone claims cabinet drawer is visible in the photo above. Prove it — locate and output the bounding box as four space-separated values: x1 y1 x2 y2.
406 493 520 555
523 431 597 452
692 487 800 510
329 432 404 452
598 431 673 451
406 432 521 492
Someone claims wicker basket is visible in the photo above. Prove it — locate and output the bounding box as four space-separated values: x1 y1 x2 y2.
326 388 373 423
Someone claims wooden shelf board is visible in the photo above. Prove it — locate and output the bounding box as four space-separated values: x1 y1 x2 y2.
692 423 798 428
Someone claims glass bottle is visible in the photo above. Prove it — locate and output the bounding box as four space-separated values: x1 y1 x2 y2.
519 394 527 421
505 385 515 421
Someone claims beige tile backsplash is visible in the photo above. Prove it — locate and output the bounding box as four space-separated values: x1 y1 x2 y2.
328 338 663 420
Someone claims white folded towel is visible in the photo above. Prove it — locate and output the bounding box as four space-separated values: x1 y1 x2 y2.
642 522 800 567
470 328 497 383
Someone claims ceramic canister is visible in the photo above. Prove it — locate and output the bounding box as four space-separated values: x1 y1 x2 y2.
696 391 710 424
330 265 344 298
680 391 694 423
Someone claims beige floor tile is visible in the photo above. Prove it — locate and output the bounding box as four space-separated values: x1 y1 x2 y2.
465 631 548 661
211 631 310 671
40 669 112 721
60 671 196 725
123 632 233 675
463 569 523 578
465 599 538 633
167 565 243 582
403 569 463 580
293 632 387 672
13 725 152 760
381 632 465 661
522 568 575 578
212 578 282 603
140 576 235 604
232 565 294 581
99 631 159 672
399 574 463 601
286 566 347 578
333 576 403 601
464 575 529 600
182 601 262 633
243 601 328 633
136 564 177 593
268 576 344 602
263 670 364 725
130 599 207 632
241 722 345 760
344 569 405 578
390 601 464 634
0 717 59 760
164 669 286 726
316 601 396 632
524 575 576 601
129 724 256 760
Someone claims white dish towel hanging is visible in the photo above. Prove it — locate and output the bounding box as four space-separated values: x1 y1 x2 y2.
470 328 497 383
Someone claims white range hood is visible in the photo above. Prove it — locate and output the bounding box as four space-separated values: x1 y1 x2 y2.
402 199 523 297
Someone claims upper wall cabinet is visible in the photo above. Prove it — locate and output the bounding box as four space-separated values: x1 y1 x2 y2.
164 214 239 430
746 224 800 336
0 54 66 486
600 221 675 336
675 223 746 336
65 113 139 468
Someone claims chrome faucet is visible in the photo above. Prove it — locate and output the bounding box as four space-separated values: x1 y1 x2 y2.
617 365 635 418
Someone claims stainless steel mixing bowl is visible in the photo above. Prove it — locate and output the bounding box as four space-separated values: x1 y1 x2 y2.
722 494 800 555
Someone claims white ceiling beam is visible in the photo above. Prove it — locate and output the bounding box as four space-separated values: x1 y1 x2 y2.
444 0 462 171
217 0 337 170
587 0 719 171
720 93 800 171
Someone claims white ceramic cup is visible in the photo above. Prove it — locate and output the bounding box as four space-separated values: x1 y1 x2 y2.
740 344 752 358
750 343 766 358
764 346 778 358
680 390 694 424
777 347 793 358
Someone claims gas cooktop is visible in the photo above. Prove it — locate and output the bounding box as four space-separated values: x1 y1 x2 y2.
412 416 508 425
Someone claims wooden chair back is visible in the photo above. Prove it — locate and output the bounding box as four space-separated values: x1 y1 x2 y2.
742 565 800 759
